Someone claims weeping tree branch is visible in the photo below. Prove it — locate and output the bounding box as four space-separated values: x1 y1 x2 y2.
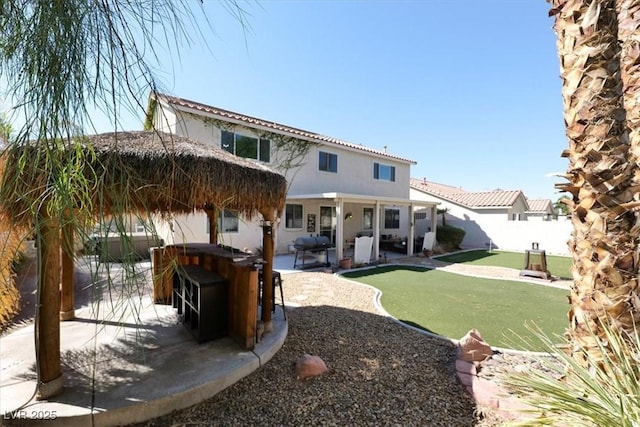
0 0 249 400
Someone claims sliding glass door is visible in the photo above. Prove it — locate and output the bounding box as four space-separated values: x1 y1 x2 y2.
319 206 336 244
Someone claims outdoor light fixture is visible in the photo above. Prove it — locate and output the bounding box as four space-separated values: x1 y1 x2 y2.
344 212 353 220
260 220 272 235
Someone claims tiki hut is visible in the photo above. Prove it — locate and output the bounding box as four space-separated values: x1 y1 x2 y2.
0 130 287 399
2 130 287 220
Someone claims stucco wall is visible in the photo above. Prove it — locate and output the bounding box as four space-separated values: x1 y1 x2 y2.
171 109 412 200
170 212 265 253
409 188 572 255
152 214 176 246
450 216 572 255
507 197 529 219
169 111 220 146
287 145 411 199
414 214 572 256
153 100 178 133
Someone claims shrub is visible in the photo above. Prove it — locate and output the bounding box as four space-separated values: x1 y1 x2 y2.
436 225 465 249
502 318 640 426
0 220 27 329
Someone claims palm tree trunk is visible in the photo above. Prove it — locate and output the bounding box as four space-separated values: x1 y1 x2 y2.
550 0 638 366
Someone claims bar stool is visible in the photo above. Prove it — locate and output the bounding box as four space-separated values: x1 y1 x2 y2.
259 269 286 320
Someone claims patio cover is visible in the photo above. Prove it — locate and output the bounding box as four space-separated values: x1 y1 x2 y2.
286 192 439 261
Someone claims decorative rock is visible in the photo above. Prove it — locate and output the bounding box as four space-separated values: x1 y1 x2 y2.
295 354 328 380
458 329 493 362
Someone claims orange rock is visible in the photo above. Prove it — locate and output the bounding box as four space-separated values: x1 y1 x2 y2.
458 329 493 362
295 354 328 380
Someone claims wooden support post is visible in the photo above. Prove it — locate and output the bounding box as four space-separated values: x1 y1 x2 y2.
206 208 218 245
226 264 258 349
152 247 174 304
60 221 75 320
260 209 275 332
407 203 415 256
36 213 63 399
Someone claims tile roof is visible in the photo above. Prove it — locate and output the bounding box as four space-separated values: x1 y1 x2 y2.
153 93 416 164
411 179 467 198
526 198 554 213
410 178 527 209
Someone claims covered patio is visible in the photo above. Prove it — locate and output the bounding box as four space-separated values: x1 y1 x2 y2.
283 192 438 263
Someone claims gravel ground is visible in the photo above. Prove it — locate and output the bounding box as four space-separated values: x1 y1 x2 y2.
133 271 504 427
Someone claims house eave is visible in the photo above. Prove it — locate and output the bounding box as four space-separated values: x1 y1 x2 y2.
470 205 513 210
155 94 416 165
286 192 438 207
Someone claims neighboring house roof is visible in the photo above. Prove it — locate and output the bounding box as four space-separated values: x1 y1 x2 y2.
526 198 554 214
410 178 529 210
411 179 466 198
151 92 416 165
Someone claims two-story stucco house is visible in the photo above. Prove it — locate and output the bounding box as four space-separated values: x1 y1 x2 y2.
147 92 437 263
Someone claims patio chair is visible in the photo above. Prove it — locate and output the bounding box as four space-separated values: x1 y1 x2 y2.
354 235 374 265
422 232 436 251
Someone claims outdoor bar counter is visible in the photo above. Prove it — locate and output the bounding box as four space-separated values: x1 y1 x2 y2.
151 243 260 350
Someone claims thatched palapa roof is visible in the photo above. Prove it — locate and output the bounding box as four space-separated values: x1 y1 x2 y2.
1 130 287 225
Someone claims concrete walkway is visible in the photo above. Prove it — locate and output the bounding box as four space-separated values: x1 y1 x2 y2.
390 255 572 289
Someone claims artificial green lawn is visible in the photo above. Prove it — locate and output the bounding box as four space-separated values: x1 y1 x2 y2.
342 265 569 351
437 250 573 280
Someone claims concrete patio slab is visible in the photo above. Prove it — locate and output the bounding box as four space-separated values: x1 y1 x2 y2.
1 257 287 427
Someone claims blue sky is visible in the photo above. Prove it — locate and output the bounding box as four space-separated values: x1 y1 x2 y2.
102 1 567 203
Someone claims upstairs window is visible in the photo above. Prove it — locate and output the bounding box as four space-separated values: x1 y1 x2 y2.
373 162 395 182
319 151 338 173
221 130 270 162
285 204 303 229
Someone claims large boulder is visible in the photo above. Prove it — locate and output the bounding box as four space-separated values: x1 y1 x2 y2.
458 329 493 362
295 354 328 380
